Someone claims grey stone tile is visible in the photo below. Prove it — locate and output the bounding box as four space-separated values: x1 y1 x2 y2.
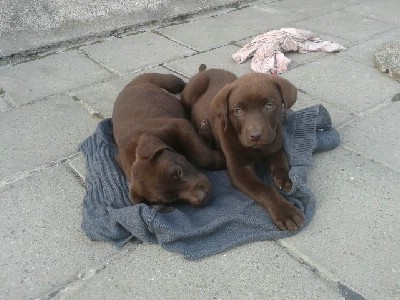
295 9 397 42
0 51 112 106
0 165 120 299
68 153 87 184
0 96 10 113
290 91 356 128
0 94 98 181
81 32 195 74
0 0 246 58
57 242 343 300
71 75 132 119
164 45 253 78
281 55 400 114
267 0 366 17
71 66 176 118
281 147 400 300
235 35 258 47
341 102 400 172
215 5 303 32
344 27 400 67
157 17 256 52
347 0 400 25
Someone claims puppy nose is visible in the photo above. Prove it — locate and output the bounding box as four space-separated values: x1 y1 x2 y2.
199 190 209 202
249 129 262 141
192 190 209 206
195 180 211 204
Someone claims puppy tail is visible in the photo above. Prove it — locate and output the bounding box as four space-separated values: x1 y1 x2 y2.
198 64 207 72
128 73 186 94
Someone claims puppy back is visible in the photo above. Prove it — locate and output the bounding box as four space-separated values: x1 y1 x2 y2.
126 73 185 94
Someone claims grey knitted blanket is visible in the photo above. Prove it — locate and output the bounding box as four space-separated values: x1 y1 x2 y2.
79 105 340 260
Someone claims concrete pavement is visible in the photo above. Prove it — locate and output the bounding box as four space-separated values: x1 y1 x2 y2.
0 0 239 60
1 0 399 299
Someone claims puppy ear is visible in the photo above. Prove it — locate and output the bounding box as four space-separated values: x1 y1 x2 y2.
210 84 232 129
136 133 171 160
273 76 297 111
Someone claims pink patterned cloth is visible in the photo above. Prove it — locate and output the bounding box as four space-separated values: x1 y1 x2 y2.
232 28 346 74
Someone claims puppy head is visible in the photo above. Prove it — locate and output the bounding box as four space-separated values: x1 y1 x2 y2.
211 73 297 148
129 134 211 207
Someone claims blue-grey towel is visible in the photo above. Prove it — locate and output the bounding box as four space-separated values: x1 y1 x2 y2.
79 105 340 260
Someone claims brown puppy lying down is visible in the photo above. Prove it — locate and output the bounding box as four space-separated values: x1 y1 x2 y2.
112 73 225 209
181 66 304 231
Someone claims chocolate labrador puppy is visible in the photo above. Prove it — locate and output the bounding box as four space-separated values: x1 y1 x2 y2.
112 72 225 209
181 66 304 231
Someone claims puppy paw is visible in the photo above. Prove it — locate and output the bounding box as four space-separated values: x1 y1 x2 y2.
272 169 292 192
271 200 304 232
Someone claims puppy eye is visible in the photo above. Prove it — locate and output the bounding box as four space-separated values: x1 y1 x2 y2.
265 103 274 110
234 107 243 115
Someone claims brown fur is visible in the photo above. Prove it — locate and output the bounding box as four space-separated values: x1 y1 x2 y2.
181 67 304 231
112 73 225 208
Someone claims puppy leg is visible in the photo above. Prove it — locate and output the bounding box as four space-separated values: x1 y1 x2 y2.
153 118 226 170
227 158 303 231
267 148 292 192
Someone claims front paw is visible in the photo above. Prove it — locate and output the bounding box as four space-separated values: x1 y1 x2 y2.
270 200 304 231
272 169 292 192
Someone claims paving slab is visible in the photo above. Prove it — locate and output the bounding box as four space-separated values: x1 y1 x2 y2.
0 165 122 299
0 50 112 106
0 94 98 181
340 101 400 172
0 2 399 300
67 153 88 184
281 54 400 115
0 0 239 58
291 91 356 128
70 66 175 118
344 27 400 67
0 96 10 113
56 241 343 300
214 4 303 32
267 0 365 17
70 75 134 119
165 44 252 77
294 8 397 43
81 32 195 75
157 17 256 52
346 0 400 25
281 147 400 300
